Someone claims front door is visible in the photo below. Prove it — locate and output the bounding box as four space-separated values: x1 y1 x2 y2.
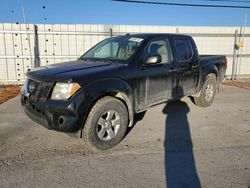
136 37 176 110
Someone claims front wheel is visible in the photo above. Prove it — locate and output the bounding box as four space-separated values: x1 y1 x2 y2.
82 96 128 152
191 73 217 107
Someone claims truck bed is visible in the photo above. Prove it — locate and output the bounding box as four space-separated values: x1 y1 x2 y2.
199 55 227 81
199 55 226 61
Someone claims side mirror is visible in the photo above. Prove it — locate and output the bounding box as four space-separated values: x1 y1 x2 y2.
144 55 162 65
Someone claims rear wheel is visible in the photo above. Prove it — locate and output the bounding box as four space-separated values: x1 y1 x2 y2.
191 73 217 107
82 96 128 152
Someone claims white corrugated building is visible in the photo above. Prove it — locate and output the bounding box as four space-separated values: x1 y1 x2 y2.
0 23 249 84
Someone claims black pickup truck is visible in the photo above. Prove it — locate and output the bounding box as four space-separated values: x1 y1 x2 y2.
21 33 227 151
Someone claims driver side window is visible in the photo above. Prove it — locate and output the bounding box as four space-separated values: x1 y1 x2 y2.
143 38 173 64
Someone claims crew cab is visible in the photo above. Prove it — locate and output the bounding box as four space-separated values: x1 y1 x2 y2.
21 33 227 152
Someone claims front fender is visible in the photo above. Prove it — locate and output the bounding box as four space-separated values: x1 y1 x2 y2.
85 78 133 100
80 78 134 130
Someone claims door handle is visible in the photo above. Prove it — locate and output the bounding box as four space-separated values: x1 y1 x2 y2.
191 65 199 69
169 68 177 73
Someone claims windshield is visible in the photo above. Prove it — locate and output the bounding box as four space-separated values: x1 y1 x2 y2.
81 36 144 62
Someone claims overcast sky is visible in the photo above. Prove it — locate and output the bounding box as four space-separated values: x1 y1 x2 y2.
0 0 249 26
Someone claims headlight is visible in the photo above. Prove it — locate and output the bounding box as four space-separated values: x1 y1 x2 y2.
51 82 81 100
21 79 27 94
21 78 29 95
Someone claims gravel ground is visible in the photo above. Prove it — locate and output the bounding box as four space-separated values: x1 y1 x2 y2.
0 85 20 104
0 85 250 188
223 79 250 90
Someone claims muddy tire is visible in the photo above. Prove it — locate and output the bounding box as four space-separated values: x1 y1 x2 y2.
192 73 217 107
82 96 128 153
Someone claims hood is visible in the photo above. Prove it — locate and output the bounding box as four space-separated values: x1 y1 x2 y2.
27 59 125 82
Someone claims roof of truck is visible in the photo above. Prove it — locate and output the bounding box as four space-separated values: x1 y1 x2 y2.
120 33 190 39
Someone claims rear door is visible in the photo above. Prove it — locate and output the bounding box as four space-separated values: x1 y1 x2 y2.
172 37 199 97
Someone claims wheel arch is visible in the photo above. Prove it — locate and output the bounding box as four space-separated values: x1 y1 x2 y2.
193 64 218 97
80 78 134 132
203 64 219 80
202 65 218 88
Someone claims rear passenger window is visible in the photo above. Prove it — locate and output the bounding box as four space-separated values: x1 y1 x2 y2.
173 38 193 62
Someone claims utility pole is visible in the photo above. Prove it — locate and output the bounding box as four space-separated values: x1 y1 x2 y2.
235 13 247 80
22 5 33 68
232 29 238 80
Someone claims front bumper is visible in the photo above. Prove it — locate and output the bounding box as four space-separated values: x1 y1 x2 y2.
21 88 87 134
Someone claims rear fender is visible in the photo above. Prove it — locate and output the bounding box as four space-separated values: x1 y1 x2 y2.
195 64 218 96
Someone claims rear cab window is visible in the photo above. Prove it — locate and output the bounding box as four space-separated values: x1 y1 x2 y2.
173 37 194 63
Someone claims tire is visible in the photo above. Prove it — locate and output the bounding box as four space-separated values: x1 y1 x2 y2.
192 73 217 107
82 96 128 152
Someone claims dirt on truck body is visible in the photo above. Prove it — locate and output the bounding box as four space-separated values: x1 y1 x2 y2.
21 33 227 152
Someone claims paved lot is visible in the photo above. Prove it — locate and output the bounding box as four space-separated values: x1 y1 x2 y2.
0 85 250 188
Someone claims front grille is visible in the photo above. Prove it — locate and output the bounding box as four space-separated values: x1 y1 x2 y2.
26 78 54 102
36 82 54 100
38 85 51 100
24 78 54 116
